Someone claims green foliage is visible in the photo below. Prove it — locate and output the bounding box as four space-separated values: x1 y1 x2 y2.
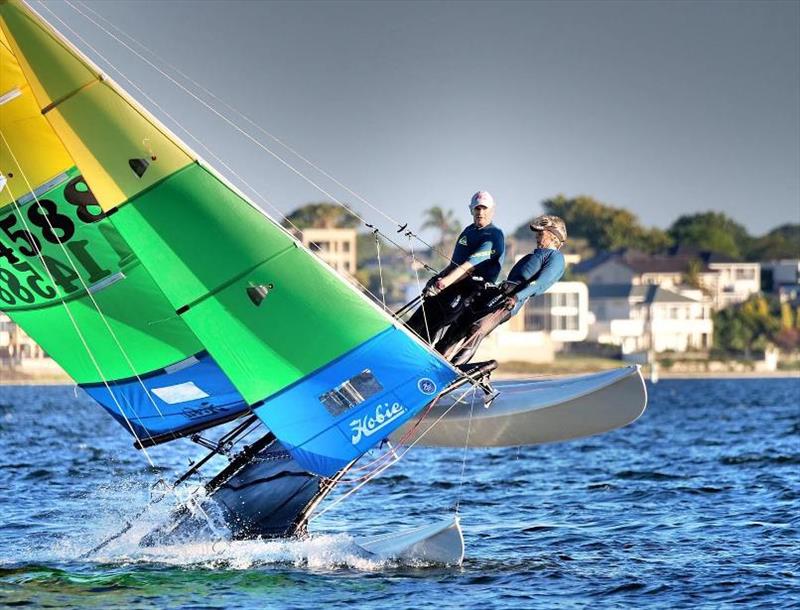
713 295 783 354
283 202 361 230
747 224 800 261
668 212 751 259
780 302 794 329
684 258 703 289
514 194 671 253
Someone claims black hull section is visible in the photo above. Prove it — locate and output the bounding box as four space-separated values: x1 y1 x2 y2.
141 435 329 545
213 446 322 539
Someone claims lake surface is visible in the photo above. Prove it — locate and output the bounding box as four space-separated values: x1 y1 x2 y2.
0 378 798 609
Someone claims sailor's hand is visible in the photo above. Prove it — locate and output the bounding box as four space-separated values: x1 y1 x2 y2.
423 277 438 297
500 280 519 295
424 277 445 297
504 296 517 311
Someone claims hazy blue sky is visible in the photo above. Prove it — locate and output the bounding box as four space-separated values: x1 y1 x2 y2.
38 0 799 241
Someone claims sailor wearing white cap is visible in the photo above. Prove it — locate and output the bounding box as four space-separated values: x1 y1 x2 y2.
406 191 505 344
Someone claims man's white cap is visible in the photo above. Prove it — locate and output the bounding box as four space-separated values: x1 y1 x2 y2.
469 191 495 211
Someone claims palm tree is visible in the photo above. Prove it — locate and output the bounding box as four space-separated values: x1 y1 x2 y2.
421 206 461 250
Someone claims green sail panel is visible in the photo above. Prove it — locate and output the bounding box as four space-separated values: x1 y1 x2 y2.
111 163 390 404
0 168 202 382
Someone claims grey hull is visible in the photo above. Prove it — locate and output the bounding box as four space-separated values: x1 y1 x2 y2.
356 516 464 565
392 366 648 448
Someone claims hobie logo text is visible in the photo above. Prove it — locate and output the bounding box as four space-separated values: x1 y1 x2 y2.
350 402 406 445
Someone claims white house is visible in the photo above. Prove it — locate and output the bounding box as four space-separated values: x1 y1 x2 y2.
517 281 589 343
587 284 713 354
576 249 760 310
475 281 589 363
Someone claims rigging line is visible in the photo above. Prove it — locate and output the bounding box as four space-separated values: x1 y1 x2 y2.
40 4 417 318
52 3 435 288
60 0 440 271
454 384 478 514
0 131 157 465
36 3 395 313
43 3 460 399
372 228 387 311
407 235 433 344
10 7 170 427
309 384 477 522
38 9 445 366
72 0 455 267
0 60 167 430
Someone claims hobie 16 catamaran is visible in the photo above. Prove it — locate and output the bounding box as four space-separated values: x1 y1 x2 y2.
0 0 646 564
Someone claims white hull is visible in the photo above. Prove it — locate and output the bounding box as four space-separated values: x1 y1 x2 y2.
355 516 464 565
393 366 647 448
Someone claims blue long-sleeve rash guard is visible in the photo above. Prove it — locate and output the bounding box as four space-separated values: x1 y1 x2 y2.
506 248 565 315
450 223 505 283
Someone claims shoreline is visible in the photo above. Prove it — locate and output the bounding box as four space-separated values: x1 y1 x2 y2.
493 370 800 380
1 370 798 387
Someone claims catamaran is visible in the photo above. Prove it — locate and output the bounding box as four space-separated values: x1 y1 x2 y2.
0 0 646 565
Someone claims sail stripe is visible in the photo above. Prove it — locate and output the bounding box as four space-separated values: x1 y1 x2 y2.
82 351 250 441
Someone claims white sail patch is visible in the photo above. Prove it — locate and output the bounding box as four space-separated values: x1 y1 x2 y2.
0 87 22 106
152 381 209 404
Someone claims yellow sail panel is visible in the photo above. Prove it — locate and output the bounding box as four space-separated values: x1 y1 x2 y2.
0 0 96 109
0 1 194 211
45 81 194 210
0 30 72 209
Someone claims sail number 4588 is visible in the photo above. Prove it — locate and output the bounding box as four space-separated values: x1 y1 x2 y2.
0 175 132 307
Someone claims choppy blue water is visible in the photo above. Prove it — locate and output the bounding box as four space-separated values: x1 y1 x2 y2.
0 378 798 609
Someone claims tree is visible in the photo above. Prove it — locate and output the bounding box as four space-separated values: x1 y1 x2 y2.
668 212 751 259
714 295 782 356
781 302 795 330
421 206 461 250
514 194 671 254
746 224 800 261
282 202 361 230
684 258 703 289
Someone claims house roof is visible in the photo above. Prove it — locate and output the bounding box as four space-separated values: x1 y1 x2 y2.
589 283 699 304
574 247 742 275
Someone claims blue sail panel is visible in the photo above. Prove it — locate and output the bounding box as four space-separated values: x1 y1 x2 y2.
252 327 458 476
82 352 249 444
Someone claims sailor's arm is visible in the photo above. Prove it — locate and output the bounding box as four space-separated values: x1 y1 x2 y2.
511 255 566 304
431 238 494 293
433 261 476 292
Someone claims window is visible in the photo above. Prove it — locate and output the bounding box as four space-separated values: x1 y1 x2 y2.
736 268 755 280
309 241 330 252
525 312 547 331
342 241 351 252
319 369 384 416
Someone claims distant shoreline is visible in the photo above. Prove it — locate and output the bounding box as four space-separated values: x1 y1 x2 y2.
493 370 800 380
1 369 797 387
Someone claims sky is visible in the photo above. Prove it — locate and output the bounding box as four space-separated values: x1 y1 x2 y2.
35 0 800 242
